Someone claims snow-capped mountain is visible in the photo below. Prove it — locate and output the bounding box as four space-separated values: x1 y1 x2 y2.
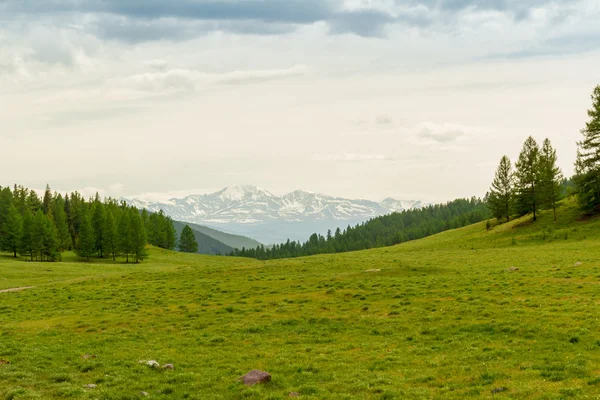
125 186 425 244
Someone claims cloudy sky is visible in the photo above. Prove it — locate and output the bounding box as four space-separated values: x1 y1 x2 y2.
1 0 599 203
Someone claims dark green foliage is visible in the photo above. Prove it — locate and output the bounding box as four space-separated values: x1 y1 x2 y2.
514 136 541 220
117 210 132 263
77 213 95 262
1 204 22 257
91 200 106 257
147 210 177 250
232 197 490 260
170 219 233 255
538 139 563 221
18 210 35 261
104 210 118 261
487 155 514 222
129 209 148 263
0 185 161 263
179 225 199 253
53 196 72 254
575 85 600 213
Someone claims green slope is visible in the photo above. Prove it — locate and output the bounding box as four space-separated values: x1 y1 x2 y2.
178 220 262 249
1 197 600 399
171 219 233 255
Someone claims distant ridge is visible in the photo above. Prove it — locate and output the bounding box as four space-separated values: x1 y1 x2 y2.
125 186 427 243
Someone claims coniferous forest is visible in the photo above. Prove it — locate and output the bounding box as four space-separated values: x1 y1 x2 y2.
0 185 178 263
230 197 491 260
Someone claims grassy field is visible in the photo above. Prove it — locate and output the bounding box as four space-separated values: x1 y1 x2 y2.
1 198 600 399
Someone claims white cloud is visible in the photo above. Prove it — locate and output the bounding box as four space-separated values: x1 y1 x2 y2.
108 64 313 92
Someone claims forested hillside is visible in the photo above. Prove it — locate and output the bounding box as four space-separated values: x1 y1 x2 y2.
231 197 490 259
171 220 233 255
0 185 178 263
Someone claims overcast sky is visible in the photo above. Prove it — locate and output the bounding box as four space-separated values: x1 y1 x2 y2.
1 0 599 203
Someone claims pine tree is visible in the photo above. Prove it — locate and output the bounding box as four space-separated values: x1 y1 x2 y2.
539 138 563 220
129 209 148 263
19 210 34 261
1 204 22 257
514 136 541 220
574 85 600 213
31 210 46 261
179 225 198 253
165 216 177 250
104 210 118 261
40 213 59 261
117 211 132 263
487 156 514 223
42 184 53 217
91 201 106 257
53 196 72 257
77 214 95 261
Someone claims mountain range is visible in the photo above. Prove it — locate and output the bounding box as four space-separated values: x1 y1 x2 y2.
126 186 426 244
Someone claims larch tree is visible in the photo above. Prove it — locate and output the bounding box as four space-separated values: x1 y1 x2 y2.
103 210 118 261
1 204 22 257
487 155 514 223
129 209 148 263
179 225 198 253
117 210 132 263
77 213 95 262
91 201 106 257
539 138 563 220
574 85 600 213
514 136 541 220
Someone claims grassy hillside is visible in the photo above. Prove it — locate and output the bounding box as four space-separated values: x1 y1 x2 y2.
179 221 262 250
171 220 233 255
1 198 600 399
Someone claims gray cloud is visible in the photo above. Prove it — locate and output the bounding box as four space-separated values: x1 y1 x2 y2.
2 0 574 43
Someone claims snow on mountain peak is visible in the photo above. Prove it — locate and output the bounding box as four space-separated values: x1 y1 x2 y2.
216 185 273 201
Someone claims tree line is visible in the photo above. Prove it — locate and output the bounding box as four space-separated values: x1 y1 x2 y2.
487 85 600 221
231 197 490 260
0 185 198 262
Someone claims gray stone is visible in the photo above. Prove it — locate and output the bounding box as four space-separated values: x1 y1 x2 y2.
162 363 174 370
238 370 272 386
84 384 97 389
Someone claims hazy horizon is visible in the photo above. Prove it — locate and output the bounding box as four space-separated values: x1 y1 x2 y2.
2 0 599 203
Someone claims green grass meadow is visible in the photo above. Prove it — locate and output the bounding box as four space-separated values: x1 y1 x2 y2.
1 198 600 399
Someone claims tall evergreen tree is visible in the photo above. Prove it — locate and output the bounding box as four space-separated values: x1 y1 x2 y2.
117 211 132 263
165 216 177 250
514 136 541 220
77 214 95 261
1 204 22 257
179 225 198 253
104 210 118 261
91 201 106 257
53 196 72 257
574 85 600 213
539 138 563 220
42 184 53 217
39 212 59 261
487 156 514 223
129 209 148 263
19 210 35 261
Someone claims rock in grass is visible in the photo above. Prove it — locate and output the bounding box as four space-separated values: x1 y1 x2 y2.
140 391 149 397
289 392 300 397
84 384 97 389
508 266 519 271
146 360 160 368
82 354 97 360
574 262 582 266
491 386 508 393
364 269 381 273
162 363 174 370
0 359 10 365
238 370 272 386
